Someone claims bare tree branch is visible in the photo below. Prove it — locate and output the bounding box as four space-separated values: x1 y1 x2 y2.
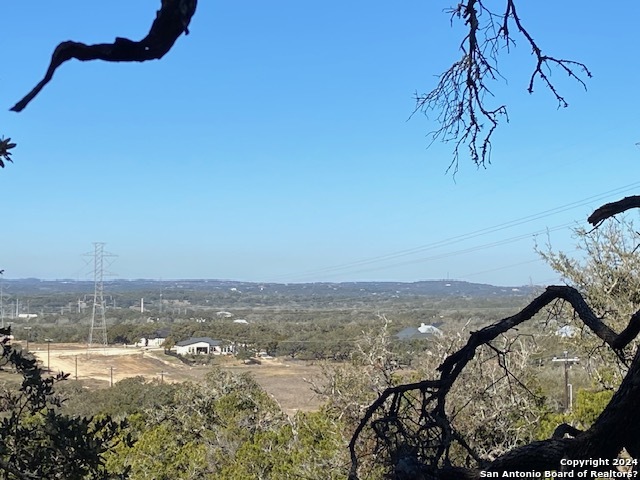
10 0 197 112
504 0 591 106
414 0 591 173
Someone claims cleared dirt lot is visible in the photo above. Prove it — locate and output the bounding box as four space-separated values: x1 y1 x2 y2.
24 342 325 414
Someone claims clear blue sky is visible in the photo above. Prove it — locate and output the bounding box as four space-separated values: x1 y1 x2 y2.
1 1 639 286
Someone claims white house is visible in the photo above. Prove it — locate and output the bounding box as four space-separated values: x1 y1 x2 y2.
396 323 443 341
136 336 165 348
136 329 169 348
175 337 235 355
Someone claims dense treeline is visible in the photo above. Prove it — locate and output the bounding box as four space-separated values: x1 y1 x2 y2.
8 298 519 362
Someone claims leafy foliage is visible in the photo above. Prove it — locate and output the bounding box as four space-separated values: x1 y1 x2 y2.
104 369 351 479
58 376 178 419
534 388 614 440
537 218 640 385
0 138 16 168
0 327 127 479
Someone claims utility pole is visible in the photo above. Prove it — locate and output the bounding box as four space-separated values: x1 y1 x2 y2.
44 338 53 371
552 351 580 411
23 326 31 352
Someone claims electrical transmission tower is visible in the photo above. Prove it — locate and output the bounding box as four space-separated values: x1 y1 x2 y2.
86 243 116 351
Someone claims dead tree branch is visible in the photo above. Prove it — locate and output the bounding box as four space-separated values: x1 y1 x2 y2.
11 0 197 112
414 0 591 173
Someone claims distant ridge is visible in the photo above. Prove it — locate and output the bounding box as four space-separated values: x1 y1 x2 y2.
2 278 541 298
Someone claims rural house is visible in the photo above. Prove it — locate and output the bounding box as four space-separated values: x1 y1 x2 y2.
175 337 234 355
395 323 443 341
136 329 170 348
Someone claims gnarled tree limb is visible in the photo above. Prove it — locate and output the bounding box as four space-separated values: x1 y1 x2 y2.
11 0 197 112
588 195 640 227
349 285 640 479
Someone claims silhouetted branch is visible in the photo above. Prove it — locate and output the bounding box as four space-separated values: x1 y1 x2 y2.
414 0 591 173
552 424 582 439
504 0 591 107
588 196 640 227
11 0 197 112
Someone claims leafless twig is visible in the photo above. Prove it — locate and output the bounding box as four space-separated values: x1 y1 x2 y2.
414 0 591 173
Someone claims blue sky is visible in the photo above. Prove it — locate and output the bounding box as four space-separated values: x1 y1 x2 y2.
1 1 639 285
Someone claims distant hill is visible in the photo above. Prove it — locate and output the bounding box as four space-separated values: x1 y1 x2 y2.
1 278 541 299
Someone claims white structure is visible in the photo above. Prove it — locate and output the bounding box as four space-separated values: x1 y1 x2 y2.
175 337 235 355
136 336 165 348
417 323 443 336
396 323 444 341
556 325 577 338
135 329 169 348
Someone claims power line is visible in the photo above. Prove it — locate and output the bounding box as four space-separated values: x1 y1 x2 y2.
276 182 640 281
460 247 581 280
306 222 575 279
462 258 542 279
